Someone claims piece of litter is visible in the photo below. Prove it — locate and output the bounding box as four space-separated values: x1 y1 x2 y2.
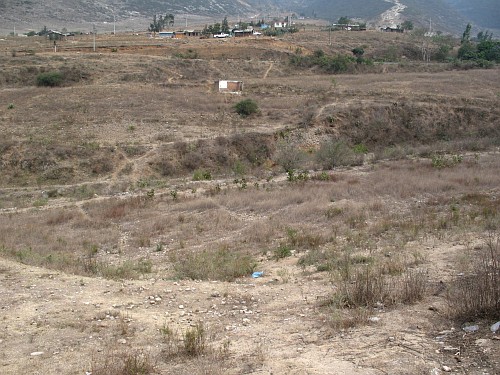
252 272 264 278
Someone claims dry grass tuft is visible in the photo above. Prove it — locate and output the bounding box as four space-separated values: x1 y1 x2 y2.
447 231 500 321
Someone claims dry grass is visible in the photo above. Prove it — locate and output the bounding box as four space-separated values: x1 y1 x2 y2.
1 30 500 375
447 231 500 320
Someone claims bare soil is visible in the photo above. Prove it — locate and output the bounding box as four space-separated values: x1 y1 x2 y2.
0 31 499 375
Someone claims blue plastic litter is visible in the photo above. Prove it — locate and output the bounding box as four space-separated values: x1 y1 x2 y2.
252 271 264 278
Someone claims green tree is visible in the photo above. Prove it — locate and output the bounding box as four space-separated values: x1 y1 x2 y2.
337 16 350 25
461 23 472 44
477 39 500 62
222 17 230 33
401 20 413 31
477 31 492 42
148 15 161 34
212 23 221 34
166 13 175 27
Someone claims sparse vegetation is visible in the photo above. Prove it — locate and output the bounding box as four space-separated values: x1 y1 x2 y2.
172 245 256 281
1 26 499 375
447 231 500 320
36 71 64 87
234 98 259 117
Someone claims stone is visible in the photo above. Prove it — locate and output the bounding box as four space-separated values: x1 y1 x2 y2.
462 324 479 333
30 351 44 356
490 321 500 333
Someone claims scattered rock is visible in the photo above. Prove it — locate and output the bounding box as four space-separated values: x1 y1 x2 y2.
490 321 500 333
442 365 451 372
462 324 479 333
178 305 184 309
30 351 44 356
117 338 127 344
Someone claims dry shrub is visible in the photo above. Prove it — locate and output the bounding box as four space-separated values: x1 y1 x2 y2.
328 307 371 330
91 347 156 375
172 245 256 281
86 196 148 220
447 231 500 320
45 209 76 225
160 321 230 364
400 269 428 304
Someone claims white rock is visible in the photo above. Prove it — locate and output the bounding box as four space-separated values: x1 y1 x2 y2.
178 305 184 309
442 365 452 372
30 351 44 356
490 321 500 333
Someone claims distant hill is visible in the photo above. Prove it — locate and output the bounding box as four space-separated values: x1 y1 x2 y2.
288 0 392 21
0 0 498 36
443 0 500 30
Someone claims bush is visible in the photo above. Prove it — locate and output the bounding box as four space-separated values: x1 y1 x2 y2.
315 140 363 169
36 71 64 87
447 232 499 320
172 246 256 281
234 99 259 117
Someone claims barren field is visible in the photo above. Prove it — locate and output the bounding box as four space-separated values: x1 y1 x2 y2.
0 30 499 375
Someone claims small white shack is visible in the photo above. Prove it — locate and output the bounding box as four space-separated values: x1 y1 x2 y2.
215 80 243 93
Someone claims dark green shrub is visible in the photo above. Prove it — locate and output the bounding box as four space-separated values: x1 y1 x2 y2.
234 99 259 117
36 71 63 87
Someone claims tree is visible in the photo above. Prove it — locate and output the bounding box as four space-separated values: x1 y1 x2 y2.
477 30 492 42
148 13 174 35
401 20 413 31
477 39 500 62
212 23 221 34
221 17 230 33
461 23 472 44
148 15 161 34
166 13 175 27
337 16 350 25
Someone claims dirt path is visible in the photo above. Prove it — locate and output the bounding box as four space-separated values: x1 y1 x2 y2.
263 62 274 79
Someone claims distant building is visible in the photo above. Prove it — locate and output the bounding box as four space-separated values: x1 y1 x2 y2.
274 22 288 28
158 31 175 38
233 29 253 37
215 80 243 93
331 24 366 31
381 26 404 33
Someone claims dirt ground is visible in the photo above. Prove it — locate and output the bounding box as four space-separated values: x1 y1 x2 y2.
1 31 499 375
1 197 499 375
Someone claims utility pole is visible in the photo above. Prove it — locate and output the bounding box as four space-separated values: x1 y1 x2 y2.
113 13 116 35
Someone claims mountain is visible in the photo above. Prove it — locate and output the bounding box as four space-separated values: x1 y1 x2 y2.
443 0 500 30
285 0 392 21
0 0 283 34
0 0 498 36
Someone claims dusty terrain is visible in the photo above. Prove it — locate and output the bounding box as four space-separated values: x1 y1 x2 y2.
0 30 499 375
